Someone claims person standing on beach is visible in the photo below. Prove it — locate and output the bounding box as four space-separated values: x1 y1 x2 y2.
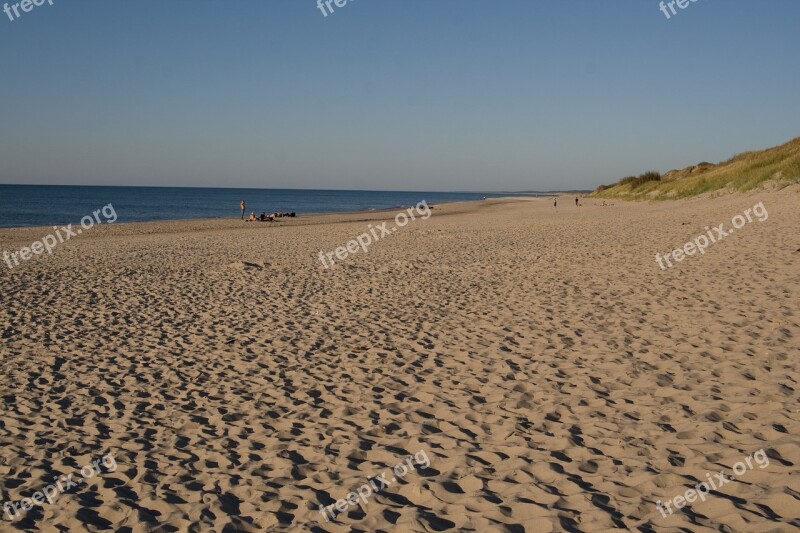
240 200 246 220
554 198 557 208
575 197 579 206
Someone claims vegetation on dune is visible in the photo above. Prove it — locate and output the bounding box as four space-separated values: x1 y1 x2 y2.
592 137 800 200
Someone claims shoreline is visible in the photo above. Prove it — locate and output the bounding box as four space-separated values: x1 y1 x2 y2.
0 189 590 232
0 196 538 242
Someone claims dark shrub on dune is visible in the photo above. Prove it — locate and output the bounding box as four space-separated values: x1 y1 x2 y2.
630 171 661 188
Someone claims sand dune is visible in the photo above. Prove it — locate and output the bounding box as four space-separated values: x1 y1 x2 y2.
1 187 798 531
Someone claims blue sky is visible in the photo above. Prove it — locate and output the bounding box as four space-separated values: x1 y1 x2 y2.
1 0 798 191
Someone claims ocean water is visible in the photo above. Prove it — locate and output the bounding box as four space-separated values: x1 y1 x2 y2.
0 185 537 228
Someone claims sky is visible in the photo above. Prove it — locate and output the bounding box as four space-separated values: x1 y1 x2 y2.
1 0 798 192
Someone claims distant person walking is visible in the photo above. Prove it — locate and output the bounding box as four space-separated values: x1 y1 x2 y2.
575 197 579 206
240 200 246 220
554 198 557 208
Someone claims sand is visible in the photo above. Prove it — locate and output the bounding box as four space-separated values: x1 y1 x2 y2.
0 187 798 532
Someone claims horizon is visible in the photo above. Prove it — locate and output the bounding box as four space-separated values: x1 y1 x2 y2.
1 1 799 190
0 182 590 194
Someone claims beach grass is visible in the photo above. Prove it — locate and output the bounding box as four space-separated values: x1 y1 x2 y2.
592 136 800 200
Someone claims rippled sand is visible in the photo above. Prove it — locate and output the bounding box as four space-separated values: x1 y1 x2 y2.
1 187 798 532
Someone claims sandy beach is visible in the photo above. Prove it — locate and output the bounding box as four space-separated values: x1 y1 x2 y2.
0 188 798 532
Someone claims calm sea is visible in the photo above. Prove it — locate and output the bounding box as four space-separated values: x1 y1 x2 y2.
0 185 539 228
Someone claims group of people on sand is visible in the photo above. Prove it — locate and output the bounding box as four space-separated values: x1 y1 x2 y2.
240 200 295 222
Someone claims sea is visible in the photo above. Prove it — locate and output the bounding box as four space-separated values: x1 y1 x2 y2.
0 185 544 228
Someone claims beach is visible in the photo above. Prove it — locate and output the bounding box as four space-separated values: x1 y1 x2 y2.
0 188 798 531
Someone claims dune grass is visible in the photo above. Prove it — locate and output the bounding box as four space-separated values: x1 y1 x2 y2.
592 137 800 200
